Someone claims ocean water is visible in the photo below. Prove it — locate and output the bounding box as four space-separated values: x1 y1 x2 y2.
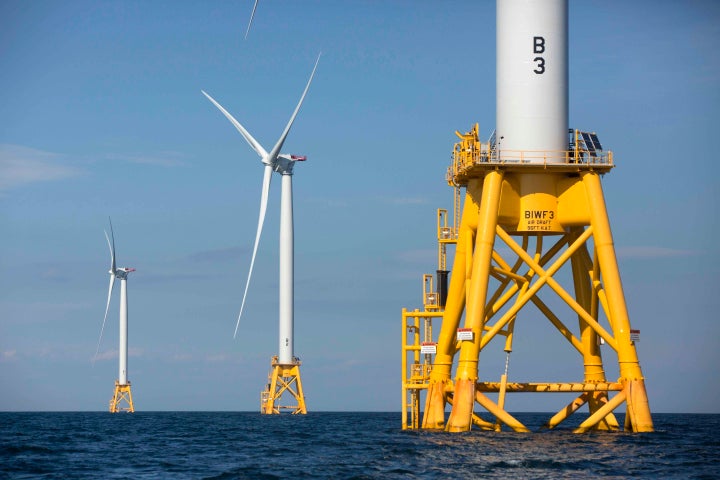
1 412 718 479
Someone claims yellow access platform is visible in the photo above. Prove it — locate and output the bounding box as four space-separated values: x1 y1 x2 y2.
260 355 307 415
402 125 653 433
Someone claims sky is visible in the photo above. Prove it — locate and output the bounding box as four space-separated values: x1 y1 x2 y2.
1 0 718 413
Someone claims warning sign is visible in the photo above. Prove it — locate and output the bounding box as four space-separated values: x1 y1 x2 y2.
420 342 437 354
630 329 640 342
456 328 474 341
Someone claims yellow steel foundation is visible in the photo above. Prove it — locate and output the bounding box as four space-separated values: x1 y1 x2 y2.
109 381 134 413
401 125 653 433
261 356 307 415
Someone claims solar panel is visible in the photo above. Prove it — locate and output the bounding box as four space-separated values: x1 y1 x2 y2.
581 132 596 153
589 133 603 151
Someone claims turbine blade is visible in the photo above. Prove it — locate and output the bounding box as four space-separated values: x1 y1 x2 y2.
106 218 116 273
234 164 272 338
201 90 268 159
266 53 321 162
244 0 259 40
93 274 115 365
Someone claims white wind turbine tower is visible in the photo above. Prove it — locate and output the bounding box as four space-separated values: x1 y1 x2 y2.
202 53 320 414
94 218 136 413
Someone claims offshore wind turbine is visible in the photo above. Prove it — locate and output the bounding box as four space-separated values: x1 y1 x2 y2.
400 0 653 434
94 218 136 413
202 53 319 414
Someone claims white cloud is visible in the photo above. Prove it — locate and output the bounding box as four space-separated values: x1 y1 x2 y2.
307 197 349 208
171 353 194 362
94 349 118 361
205 353 236 363
0 300 95 325
0 145 185 193
0 144 83 191
104 152 186 167
387 197 428 205
395 248 435 264
188 246 247 263
1 350 17 361
94 347 143 361
616 246 698 259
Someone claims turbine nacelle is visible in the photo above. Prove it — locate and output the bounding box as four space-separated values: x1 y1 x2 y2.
275 154 307 175
113 267 136 280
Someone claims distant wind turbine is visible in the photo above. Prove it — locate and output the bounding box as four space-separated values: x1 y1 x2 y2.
95 217 136 413
201 52 320 344
201 54 320 414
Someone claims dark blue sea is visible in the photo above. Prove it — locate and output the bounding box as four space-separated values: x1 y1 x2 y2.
1 412 718 479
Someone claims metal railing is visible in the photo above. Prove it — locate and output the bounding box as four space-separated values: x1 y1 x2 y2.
489 149 612 165
448 144 614 182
